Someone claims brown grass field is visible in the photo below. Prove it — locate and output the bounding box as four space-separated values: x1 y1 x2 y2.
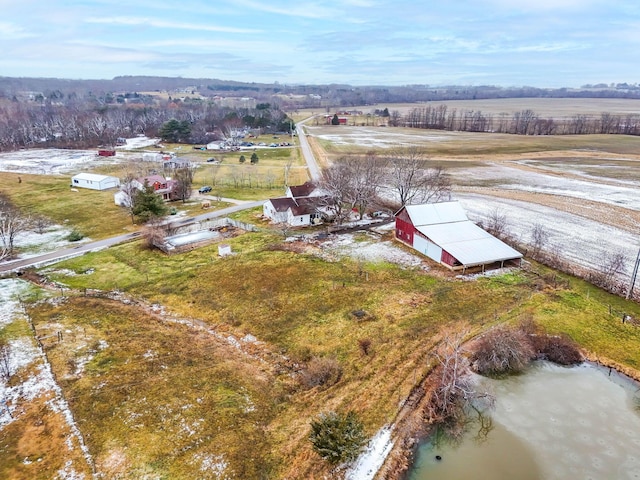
4 97 640 479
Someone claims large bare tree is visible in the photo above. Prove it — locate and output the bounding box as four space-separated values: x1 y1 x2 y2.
172 164 197 203
384 147 451 207
0 193 30 260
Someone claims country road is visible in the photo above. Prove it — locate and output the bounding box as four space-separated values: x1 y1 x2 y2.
0 200 265 274
296 117 321 182
0 121 321 274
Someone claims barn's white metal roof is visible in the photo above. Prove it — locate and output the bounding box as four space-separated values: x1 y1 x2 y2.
404 201 522 266
404 202 468 226
416 220 523 266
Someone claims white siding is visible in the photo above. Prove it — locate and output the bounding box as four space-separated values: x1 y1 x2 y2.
414 234 442 263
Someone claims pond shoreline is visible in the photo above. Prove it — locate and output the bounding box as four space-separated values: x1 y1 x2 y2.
373 356 640 480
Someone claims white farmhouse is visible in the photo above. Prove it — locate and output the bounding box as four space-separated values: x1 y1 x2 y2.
71 173 120 190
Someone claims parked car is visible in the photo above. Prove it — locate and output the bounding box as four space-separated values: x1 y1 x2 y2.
206 157 216 162
199 186 212 193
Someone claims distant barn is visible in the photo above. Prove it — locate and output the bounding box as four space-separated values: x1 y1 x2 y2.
395 201 522 273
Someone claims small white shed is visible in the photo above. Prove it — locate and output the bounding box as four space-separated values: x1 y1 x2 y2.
71 173 120 190
218 244 232 256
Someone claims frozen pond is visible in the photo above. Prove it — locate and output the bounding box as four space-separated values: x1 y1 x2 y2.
409 362 640 480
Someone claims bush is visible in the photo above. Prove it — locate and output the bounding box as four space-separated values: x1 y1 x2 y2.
309 411 366 465
531 334 582 365
67 229 84 242
470 326 535 376
300 356 342 389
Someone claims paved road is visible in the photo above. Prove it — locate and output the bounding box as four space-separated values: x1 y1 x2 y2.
0 122 318 274
0 200 265 274
296 117 321 182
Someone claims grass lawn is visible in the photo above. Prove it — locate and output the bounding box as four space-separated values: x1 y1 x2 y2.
13 233 640 479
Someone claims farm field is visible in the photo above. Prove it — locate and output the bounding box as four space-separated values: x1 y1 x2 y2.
305 120 640 296
2 98 640 479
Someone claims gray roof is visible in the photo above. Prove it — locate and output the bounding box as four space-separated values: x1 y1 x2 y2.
407 201 522 266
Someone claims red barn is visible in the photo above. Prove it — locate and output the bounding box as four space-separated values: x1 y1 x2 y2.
395 201 522 273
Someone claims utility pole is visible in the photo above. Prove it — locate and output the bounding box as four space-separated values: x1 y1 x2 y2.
627 247 640 300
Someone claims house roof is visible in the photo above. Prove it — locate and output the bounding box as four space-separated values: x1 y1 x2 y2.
290 196 322 216
266 196 323 216
401 201 522 267
288 182 315 198
72 173 118 182
137 175 167 186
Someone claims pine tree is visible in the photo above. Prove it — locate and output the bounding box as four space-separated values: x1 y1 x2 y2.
132 182 168 223
309 411 366 465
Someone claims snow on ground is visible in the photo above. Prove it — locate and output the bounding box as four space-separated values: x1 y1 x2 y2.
0 278 94 474
316 232 428 270
309 126 452 149
0 148 99 175
460 163 640 210
346 426 394 480
0 137 159 175
458 193 640 279
116 136 160 150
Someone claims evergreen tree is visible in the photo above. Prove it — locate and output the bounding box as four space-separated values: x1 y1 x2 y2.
250 152 259 164
159 119 191 143
132 182 168 223
331 114 340 125
239 155 246 163
309 411 366 465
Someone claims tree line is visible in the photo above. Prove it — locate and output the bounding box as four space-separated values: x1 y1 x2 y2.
0 96 294 152
400 105 640 136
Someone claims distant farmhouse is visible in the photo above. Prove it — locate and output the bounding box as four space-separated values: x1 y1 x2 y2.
114 174 177 207
71 173 120 191
395 201 522 272
263 182 325 226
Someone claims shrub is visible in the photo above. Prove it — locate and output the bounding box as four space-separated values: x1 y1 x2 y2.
300 356 342 389
471 326 535 376
532 334 582 365
309 411 366 465
358 338 372 356
67 229 84 242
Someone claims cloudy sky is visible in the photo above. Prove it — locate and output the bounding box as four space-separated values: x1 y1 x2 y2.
1 0 639 87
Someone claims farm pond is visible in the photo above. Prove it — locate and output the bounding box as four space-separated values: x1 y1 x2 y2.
407 362 640 480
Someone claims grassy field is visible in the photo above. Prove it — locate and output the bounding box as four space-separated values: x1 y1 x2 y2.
308 126 640 158
8 228 639 479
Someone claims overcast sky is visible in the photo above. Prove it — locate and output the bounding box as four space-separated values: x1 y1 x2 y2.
1 0 639 87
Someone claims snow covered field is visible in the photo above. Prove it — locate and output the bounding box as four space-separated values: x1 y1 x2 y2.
0 136 159 175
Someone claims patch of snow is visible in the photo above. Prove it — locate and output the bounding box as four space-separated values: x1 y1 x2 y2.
458 193 640 284
318 233 427 269
117 136 160 150
345 425 395 480
0 278 31 327
196 453 229 477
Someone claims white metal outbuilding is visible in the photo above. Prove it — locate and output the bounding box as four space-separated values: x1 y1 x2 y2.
71 173 120 190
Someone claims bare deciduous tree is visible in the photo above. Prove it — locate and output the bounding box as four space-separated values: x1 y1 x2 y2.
529 222 550 259
0 193 30 260
385 147 451 207
427 330 493 436
483 208 509 240
172 164 197 203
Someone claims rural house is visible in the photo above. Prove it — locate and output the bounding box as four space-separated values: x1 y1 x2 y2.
114 174 178 206
263 182 324 226
71 173 120 190
395 201 522 272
